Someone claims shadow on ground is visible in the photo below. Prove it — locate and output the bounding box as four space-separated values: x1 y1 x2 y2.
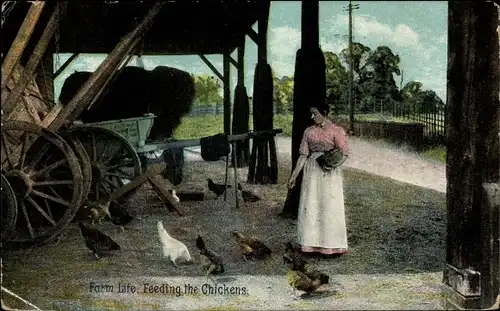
1 159 446 310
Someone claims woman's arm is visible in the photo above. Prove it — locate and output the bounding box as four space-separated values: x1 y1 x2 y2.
290 154 308 180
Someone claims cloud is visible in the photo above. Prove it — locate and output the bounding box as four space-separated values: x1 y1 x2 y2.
332 14 421 49
268 26 301 76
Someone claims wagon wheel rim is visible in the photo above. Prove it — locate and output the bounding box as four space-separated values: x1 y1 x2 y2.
1 173 18 243
59 134 93 202
66 126 142 203
1 120 84 247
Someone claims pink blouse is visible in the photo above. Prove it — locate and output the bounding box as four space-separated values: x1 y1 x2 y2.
299 120 349 156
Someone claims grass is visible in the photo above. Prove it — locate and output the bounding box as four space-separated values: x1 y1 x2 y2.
173 114 293 140
423 146 446 163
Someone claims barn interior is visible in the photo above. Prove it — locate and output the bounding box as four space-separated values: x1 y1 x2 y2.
1 1 499 310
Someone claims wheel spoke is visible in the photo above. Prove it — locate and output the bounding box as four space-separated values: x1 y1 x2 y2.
43 198 54 220
26 197 57 226
30 159 66 177
1 136 14 169
91 133 97 161
32 190 70 206
106 172 131 179
25 144 50 173
32 180 73 186
20 201 35 239
98 141 110 162
18 132 29 169
106 160 133 170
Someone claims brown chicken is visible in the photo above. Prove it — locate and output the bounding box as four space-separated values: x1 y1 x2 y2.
283 242 329 298
232 231 272 261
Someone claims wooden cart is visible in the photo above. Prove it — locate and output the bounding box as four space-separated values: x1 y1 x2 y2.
1 2 166 248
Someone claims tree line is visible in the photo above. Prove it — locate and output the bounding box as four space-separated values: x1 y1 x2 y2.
191 42 445 117
274 42 445 116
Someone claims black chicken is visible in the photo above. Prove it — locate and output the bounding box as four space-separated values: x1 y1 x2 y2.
108 200 133 232
195 235 224 280
78 222 121 259
207 178 231 196
237 183 262 202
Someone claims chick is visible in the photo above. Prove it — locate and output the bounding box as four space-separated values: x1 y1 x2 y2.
84 200 111 225
195 235 224 282
232 231 272 261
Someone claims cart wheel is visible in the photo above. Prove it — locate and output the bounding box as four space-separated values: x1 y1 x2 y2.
1 173 18 243
59 134 92 201
0 121 84 247
66 126 142 203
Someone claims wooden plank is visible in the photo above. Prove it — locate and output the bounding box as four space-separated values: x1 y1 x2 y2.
148 174 185 216
1 1 46 88
54 53 79 78
3 2 63 118
108 163 165 202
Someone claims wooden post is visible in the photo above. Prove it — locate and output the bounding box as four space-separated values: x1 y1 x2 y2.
280 0 326 218
223 52 231 135
231 35 250 167
1 1 46 88
2 2 62 118
441 2 499 309
248 0 275 184
48 2 165 132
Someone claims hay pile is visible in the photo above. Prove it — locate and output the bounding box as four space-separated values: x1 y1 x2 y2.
59 66 195 140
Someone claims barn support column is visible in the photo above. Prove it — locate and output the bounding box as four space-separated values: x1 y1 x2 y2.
441 2 499 309
248 0 277 184
280 0 326 218
223 52 231 135
231 35 250 167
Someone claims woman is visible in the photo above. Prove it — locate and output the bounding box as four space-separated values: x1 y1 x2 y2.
287 106 349 256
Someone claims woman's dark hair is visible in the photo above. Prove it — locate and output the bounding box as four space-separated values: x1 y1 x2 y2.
311 104 329 117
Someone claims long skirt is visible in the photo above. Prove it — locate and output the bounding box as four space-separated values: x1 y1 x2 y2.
296 152 349 255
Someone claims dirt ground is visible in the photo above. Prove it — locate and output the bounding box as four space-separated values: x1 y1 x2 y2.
1 155 446 310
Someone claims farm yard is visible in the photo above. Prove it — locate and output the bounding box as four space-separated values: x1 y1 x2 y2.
1 141 447 310
1 0 497 310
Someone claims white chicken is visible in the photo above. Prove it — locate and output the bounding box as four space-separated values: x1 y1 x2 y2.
171 190 180 203
157 221 191 267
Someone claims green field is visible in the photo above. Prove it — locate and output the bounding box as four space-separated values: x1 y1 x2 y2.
174 113 446 163
173 114 293 140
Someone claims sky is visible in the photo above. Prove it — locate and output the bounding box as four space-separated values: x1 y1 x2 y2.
53 1 448 103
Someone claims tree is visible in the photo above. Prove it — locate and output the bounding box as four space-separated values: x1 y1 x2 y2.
273 75 294 114
359 46 402 112
193 74 223 108
339 42 372 82
324 51 348 115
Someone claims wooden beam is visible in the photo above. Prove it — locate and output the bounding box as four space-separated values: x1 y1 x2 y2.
198 54 223 81
152 129 283 151
257 1 270 63
2 2 62 118
1 1 46 88
228 55 238 69
223 53 231 134
247 27 259 45
48 2 165 132
237 35 245 85
54 53 79 78
442 2 499 309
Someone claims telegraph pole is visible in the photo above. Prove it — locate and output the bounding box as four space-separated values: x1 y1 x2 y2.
345 1 359 134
